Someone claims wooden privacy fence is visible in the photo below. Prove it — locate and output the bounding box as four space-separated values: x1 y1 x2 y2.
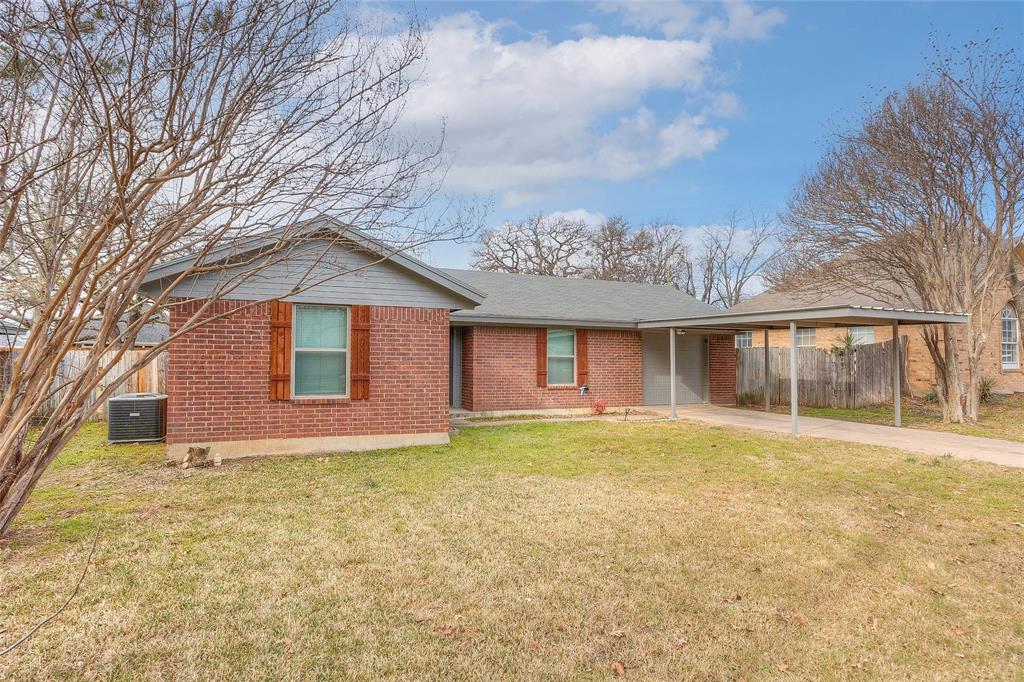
736 337 911 409
0 349 167 421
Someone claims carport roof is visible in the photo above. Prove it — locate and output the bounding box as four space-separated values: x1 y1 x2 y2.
637 304 969 330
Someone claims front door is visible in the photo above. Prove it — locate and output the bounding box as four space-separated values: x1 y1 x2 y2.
449 327 463 409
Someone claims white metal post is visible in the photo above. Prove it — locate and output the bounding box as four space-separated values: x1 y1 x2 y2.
763 328 770 412
892 320 901 427
790 321 798 434
669 327 677 419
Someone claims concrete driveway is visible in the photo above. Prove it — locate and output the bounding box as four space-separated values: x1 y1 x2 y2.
653 404 1024 468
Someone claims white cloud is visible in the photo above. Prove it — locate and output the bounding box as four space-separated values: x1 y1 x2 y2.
599 1 703 39
716 3 786 40
548 208 608 226
399 12 734 205
600 1 785 42
570 21 601 38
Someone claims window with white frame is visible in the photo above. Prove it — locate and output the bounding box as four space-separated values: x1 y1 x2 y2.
795 327 816 347
1002 305 1020 370
849 326 875 345
735 331 752 348
547 329 576 385
293 304 349 396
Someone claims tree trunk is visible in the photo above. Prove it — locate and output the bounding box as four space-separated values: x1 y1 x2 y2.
0 446 53 537
942 330 966 423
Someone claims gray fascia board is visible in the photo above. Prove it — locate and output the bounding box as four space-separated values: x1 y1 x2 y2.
637 306 970 329
449 313 640 329
141 215 486 306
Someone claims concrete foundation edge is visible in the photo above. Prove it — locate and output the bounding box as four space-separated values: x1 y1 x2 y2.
167 431 450 463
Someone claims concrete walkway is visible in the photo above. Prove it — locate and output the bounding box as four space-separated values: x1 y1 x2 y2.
651 405 1024 468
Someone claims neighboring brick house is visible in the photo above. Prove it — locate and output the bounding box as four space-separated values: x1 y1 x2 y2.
731 280 1022 396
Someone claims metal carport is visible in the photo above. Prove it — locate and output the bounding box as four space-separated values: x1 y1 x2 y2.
637 305 969 434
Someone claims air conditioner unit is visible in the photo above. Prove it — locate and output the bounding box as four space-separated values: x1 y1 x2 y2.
107 393 167 443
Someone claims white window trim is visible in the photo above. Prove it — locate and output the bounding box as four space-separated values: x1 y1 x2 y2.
735 331 752 349
291 304 351 399
796 327 816 347
1002 305 1020 370
547 328 576 387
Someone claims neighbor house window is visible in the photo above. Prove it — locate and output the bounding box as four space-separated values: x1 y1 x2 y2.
547 329 576 386
849 326 875 345
735 331 752 348
1002 305 1020 370
795 328 816 347
293 304 349 396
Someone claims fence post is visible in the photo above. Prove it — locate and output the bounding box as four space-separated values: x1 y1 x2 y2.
763 329 770 412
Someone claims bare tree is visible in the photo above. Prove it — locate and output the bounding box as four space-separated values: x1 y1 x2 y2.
470 212 588 277
703 212 778 308
583 216 649 282
472 212 775 307
0 0 480 535
628 222 689 290
774 41 1023 422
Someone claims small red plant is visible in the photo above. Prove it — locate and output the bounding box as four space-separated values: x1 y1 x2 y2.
592 399 608 415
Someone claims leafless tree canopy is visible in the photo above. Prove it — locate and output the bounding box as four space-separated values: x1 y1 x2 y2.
471 212 777 308
0 0 480 535
773 40 1023 422
470 213 589 277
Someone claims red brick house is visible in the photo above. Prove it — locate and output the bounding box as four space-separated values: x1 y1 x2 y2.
141 218 970 460
140 220 739 462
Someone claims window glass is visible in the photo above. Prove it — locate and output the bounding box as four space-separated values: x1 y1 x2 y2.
735 331 752 348
296 306 347 348
547 329 575 385
1002 306 1019 369
849 326 875 345
796 328 816 347
294 351 346 395
294 305 348 396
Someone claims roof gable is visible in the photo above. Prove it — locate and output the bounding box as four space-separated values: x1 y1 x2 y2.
141 216 484 309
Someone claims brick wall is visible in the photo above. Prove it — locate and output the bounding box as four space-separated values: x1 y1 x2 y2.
708 334 737 406
460 326 642 411
459 326 739 411
167 299 450 445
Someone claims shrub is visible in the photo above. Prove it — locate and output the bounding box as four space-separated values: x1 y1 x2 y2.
979 377 996 404
592 399 608 415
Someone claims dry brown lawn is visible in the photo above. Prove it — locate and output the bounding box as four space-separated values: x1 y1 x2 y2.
1 421 1022 680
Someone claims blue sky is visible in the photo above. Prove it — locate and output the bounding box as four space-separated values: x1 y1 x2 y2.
381 2 1023 267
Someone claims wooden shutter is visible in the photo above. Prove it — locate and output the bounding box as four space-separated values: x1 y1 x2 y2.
350 305 371 400
269 300 292 401
536 328 547 387
576 328 589 386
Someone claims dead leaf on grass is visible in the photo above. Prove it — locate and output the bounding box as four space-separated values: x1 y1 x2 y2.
776 660 788 672
610 661 626 677
723 594 742 604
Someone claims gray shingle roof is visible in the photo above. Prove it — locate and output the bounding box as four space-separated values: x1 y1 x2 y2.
77 318 169 347
441 269 721 326
728 284 922 315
